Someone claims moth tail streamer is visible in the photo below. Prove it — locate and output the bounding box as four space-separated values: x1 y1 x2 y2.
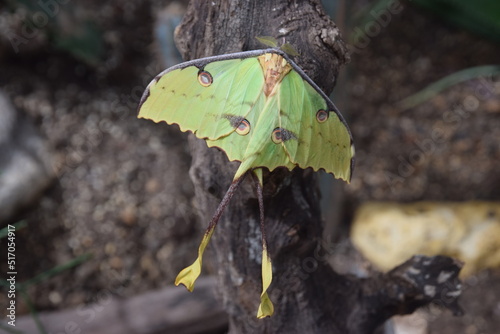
175 173 247 291
258 247 274 319
252 170 275 319
174 228 214 291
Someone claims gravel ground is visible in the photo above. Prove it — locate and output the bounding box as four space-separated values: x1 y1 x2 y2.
0 0 200 313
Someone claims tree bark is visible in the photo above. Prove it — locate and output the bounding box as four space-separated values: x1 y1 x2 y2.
173 1 463 333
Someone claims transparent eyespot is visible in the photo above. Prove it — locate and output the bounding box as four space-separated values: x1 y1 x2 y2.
236 119 251 135
271 128 282 144
197 70 213 87
316 109 329 123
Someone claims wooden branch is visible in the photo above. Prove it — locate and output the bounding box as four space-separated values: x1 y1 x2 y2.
173 1 463 333
349 255 463 333
11 277 227 334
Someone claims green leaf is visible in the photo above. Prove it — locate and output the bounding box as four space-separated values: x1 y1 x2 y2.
399 65 500 109
412 0 500 43
349 0 399 43
256 36 279 48
52 20 104 66
280 43 299 56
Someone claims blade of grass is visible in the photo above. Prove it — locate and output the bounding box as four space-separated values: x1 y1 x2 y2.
0 221 28 239
0 323 24 334
0 252 91 333
20 288 47 334
18 253 92 289
399 65 500 109
0 254 92 288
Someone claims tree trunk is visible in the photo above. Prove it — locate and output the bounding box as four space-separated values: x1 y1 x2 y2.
173 1 463 333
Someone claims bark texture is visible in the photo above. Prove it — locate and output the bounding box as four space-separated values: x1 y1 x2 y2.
173 1 462 333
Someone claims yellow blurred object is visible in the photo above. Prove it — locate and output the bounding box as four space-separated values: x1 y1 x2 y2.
351 201 500 276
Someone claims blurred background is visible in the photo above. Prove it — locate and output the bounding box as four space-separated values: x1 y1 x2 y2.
0 0 499 333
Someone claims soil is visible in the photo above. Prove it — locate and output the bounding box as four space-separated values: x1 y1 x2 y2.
0 1 499 333
1 0 200 314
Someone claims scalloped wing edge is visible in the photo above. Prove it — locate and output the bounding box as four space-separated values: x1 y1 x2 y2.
206 141 353 183
137 48 355 182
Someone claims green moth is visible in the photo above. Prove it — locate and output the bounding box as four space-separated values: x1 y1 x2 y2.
138 47 355 318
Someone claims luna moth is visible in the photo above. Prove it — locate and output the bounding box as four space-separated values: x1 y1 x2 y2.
138 46 355 318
